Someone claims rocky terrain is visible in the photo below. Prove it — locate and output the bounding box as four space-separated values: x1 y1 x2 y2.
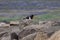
0 19 60 40
0 0 60 40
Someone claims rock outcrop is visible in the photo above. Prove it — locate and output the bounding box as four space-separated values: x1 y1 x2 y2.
34 32 48 40
48 30 60 40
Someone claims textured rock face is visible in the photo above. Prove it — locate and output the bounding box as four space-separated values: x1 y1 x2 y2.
34 32 48 40
1 36 10 40
21 33 37 40
0 32 10 40
48 30 60 40
19 24 43 39
19 20 33 30
11 32 19 40
19 20 60 40
38 20 60 37
19 28 38 39
0 26 20 40
0 20 60 40
18 24 49 40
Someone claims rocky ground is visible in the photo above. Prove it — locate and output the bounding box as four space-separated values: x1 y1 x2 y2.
0 20 60 40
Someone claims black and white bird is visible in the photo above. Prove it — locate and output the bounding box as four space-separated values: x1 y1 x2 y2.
23 15 34 20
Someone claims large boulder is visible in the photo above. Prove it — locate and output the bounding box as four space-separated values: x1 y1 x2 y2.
19 24 44 39
19 27 37 39
19 20 60 40
19 24 50 39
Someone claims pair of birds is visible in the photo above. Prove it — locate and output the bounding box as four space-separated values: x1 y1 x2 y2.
23 15 34 20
